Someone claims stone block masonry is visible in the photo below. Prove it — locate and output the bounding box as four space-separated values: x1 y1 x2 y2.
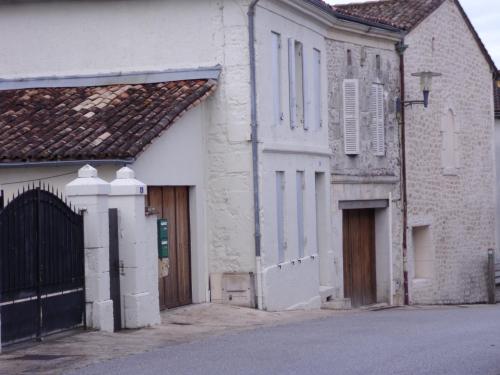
66 165 114 332
404 0 496 304
326 33 404 306
66 165 161 332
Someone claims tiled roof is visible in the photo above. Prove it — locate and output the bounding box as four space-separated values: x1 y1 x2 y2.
304 0 401 31
335 0 444 31
0 79 217 163
495 78 500 119
334 0 497 73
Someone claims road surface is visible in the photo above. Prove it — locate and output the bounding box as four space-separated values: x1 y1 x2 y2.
67 305 500 375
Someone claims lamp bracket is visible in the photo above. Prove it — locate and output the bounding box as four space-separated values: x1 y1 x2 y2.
402 100 425 108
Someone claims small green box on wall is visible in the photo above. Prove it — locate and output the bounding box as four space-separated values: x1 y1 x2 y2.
157 219 169 258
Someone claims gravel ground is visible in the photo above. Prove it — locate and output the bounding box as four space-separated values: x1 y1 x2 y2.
0 303 339 375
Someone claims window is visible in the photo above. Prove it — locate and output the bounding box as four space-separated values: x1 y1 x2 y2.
296 171 305 258
271 32 282 126
288 39 305 129
276 171 286 263
313 48 322 129
412 226 434 279
441 109 458 171
347 49 352 66
343 79 360 155
315 172 326 262
370 83 385 156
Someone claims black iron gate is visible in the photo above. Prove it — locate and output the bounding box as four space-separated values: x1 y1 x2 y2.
0 186 85 345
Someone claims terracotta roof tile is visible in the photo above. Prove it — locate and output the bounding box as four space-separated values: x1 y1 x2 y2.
0 79 217 163
334 0 445 31
334 0 497 73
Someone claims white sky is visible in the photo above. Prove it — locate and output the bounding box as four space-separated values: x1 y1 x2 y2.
326 0 500 68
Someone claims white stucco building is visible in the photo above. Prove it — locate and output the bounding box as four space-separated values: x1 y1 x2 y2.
0 0 406 313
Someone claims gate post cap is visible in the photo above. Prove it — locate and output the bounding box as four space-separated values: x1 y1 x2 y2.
66 165 110 196
116 166 135 179
78 164 98 178
110 166 146 196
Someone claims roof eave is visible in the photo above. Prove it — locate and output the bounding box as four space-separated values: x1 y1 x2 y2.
0 65 222 91
0 158 135 169
298 0 404 40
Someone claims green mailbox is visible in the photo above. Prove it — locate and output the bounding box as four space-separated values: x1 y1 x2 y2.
157 219 169 258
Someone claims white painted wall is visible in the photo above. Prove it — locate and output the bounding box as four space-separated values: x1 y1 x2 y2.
255 1 332 310
0 0 407 311
375 206 393 304
0 0 221 78
1 165 116 200
0 0 256 303
0 105 211 304
132 105 210 304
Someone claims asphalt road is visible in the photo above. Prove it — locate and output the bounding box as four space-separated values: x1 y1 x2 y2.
67 305 500 375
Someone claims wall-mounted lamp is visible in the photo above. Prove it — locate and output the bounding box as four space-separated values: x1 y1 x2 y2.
396 71 442 114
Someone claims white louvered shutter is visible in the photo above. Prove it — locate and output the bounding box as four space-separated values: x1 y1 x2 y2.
371 84 385 156
288 38 297 129
343 79 360 155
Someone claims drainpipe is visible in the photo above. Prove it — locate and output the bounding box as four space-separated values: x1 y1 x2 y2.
396 40 410 305
248 0 264 310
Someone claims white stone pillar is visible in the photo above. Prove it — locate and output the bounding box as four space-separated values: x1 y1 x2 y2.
109 167 160 328
66 165 114 332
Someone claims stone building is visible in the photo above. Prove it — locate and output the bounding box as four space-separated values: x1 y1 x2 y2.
1 0 495 318
326 28 404 306
336 0 498 304
494 75 500 250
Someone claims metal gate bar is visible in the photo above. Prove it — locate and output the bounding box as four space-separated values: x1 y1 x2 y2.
0 185 85 346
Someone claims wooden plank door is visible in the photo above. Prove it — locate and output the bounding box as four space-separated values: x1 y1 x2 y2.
343 209 376 307
148 186 192 310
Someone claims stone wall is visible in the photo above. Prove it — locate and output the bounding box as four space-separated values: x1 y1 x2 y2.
404 0 496 303
326 34 404 305
327 38 400 176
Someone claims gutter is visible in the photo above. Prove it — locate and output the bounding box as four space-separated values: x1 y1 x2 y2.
0 159 134 169
396 40 410 306
248 0 264 310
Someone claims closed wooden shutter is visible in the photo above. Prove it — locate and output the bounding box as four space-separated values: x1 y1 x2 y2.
288 38 297 129
276 171 286 264
343 79 360 155
313 48 322 129
370 83 385 156
296 171 305 258
271 32 282 126
302 47 310 131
